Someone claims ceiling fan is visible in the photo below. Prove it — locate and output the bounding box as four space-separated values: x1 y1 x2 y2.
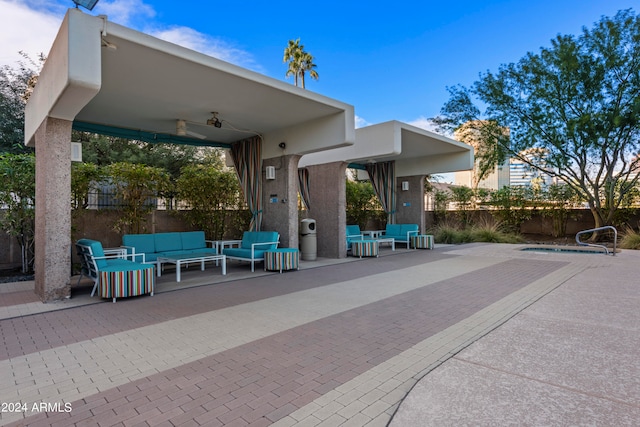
175 119 207 139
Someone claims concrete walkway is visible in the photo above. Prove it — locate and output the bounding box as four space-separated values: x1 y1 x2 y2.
0 243 636 426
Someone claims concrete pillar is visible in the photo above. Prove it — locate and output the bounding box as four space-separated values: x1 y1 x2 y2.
262 155 301 249
34 117 72 301
395 175 426 233
306 162 347 258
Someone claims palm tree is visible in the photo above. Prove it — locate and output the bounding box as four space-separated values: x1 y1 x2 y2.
283 39 319 89
299 52 319 89
283 39 302 87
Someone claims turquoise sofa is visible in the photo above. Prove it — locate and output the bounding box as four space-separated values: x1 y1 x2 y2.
381 224 419 247
122 231 216 263
222 231 280 271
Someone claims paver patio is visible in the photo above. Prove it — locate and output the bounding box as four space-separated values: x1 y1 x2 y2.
0 244 637 426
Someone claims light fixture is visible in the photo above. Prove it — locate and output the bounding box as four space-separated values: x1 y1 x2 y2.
278 142 286 150
265 166 276 180
71 142 83 162
72 0 99 11
402 181 409 191
207 112 223 128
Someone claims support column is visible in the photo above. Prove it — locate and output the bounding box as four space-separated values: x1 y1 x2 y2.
262 155 301 249
306 162 348 258
34 117 72 301
395 175 426 233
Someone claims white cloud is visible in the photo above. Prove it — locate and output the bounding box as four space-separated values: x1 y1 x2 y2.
407 116 438 132
150 27 262 72
94 0 154 28
0 0 63 67
355 115 371 129
0 0 261 73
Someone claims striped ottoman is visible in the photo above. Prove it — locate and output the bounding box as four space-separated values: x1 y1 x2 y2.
264 248 300 273
99 263 155 303
351 239 379 258
410 234 434 249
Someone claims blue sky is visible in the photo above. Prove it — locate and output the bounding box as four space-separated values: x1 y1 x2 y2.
0 0 636 129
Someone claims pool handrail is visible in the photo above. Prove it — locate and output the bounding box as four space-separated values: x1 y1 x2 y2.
575 226 617 256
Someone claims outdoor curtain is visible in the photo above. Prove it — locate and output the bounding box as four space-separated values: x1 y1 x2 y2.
230 136 263 231
366 161 396 224
298 168 311 210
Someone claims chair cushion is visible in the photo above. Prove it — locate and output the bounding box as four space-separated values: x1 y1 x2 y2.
346 225 361 236
385 224 402 236
240 231 279 250
77 238 108 269
224 248 269 259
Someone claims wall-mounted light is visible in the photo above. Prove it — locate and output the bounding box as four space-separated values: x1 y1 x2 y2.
401 181 409 191
71 142 83 162
265 166 276 180
278 142 286 150
206 112 222 128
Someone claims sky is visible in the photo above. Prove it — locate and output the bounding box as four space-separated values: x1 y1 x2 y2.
0 0 636 130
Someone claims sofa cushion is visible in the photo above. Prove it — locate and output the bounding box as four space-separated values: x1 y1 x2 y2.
181 231 207 250
123 234 156 255
154 232 182 253
385 224 402 236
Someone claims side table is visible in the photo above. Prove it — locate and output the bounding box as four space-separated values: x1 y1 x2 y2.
351 239 379 258
264 248 300 273
410 234 434 249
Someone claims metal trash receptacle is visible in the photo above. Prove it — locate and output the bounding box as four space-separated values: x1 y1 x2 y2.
300 219 317 261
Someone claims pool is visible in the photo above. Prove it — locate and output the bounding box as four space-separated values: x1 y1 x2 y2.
520 245 608 254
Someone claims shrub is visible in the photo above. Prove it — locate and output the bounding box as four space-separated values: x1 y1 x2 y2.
431 218 523 244
619 228 640 250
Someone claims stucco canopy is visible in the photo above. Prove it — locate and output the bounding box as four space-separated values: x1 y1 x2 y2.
24 9 355 159
299 120 473 177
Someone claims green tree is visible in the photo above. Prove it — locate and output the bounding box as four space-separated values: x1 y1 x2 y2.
488 186 533 233
0 53 43 154
106 162 171 234
75 133 204 179
450 185 474 226
434 10 640 231
283 38 319 89
0 153 35 272
542 183 579 237
176 165 244 239
71 162 104 210
345 178 384 228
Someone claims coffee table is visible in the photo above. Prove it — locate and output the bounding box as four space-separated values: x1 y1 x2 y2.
376 237 395 251
156 253 226 282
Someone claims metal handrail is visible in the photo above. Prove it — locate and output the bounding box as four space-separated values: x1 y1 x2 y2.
575 226 617 256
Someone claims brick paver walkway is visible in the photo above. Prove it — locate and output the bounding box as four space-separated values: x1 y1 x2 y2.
0 246 582 426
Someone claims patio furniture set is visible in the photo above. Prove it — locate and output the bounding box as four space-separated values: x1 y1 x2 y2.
347 224 434 258
76 230 296 303
76 224 433 303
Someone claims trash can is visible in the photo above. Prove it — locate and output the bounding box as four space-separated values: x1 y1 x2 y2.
300 219 317 261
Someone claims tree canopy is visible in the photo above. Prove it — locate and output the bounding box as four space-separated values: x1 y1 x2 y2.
434 9 640 229
283 38 319 89
0 53 42 154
